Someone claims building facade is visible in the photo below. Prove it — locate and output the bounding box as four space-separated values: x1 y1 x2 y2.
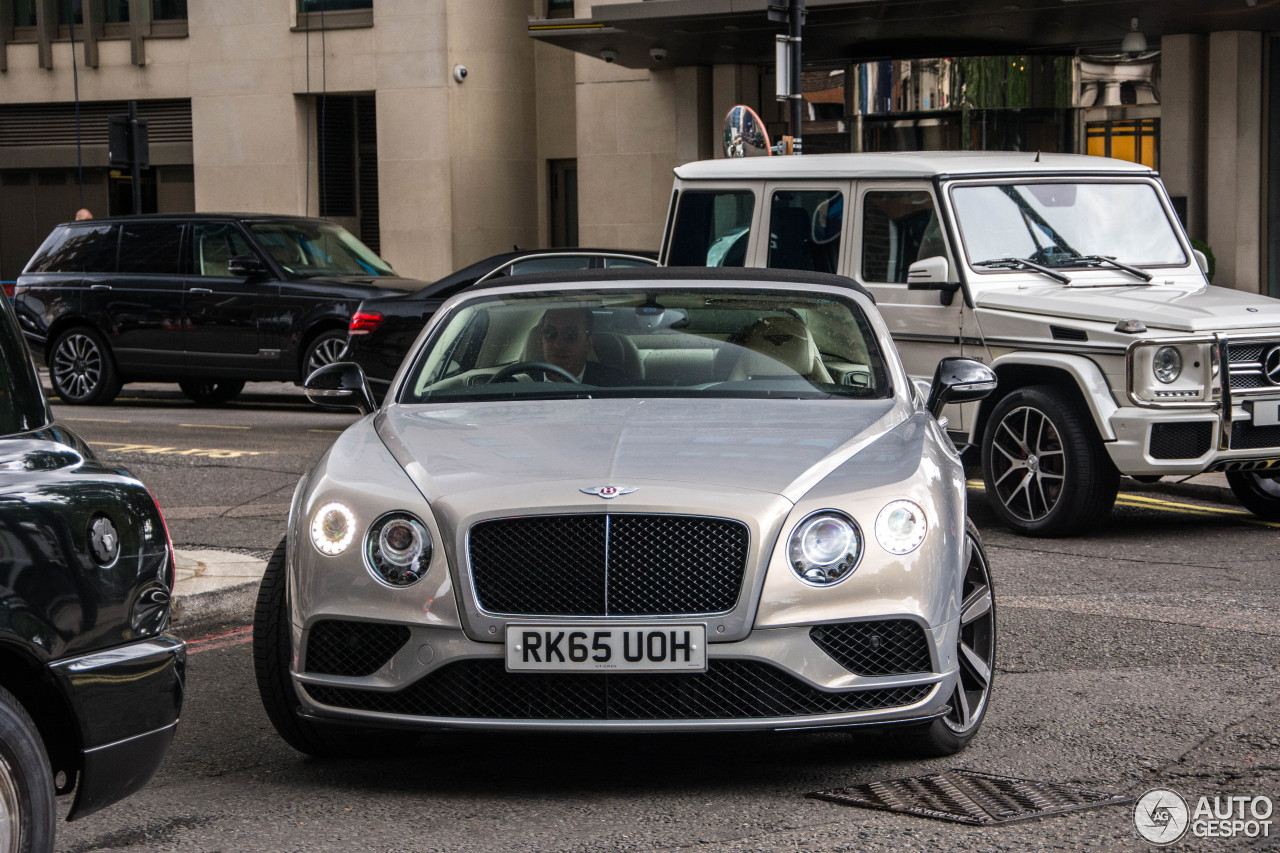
2 0 1279 299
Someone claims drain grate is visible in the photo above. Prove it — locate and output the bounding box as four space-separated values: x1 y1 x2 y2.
808 769 1130 826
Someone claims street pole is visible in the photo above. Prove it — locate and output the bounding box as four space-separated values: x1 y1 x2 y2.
129 100 142 214
788 0 804 155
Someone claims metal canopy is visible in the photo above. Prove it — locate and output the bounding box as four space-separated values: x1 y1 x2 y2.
530 0 1280 69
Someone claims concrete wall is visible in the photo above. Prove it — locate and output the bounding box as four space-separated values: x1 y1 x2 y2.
1206 31 1263 293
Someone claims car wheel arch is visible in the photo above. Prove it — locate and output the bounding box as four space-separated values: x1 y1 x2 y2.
969 355 1117 448
0 644 82 788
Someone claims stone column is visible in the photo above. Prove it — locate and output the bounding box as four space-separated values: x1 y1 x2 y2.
1159 34 1207 242
1206 31 1263 293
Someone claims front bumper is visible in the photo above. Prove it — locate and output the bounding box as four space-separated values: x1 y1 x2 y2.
291 620 955 733
47 635 186 820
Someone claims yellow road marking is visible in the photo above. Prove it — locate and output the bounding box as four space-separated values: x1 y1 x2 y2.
307 428 344 433
60 417 131 424
89 441 272 459
178 423 251 430
967 479 1280 529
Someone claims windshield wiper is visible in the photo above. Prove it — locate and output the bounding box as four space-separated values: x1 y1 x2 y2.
973 257 1072 284
1072 255 1154 282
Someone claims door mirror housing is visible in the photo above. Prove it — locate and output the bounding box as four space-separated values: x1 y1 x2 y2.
1192 248 1210 276
906 256 962 304
305 362 377 415
227 255 267 278
925 357 997 419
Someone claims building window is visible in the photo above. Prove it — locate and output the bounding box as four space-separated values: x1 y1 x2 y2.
295 0 373 30
13 0 37 27
1086 119 1159 168
152 0 187 20
547 0 574 18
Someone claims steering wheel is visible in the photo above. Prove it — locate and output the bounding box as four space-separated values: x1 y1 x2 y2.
488 361 580 384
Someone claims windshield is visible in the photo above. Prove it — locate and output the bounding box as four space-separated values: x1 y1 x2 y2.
249 221 396 277
400 287 891 404
951 181 1187 270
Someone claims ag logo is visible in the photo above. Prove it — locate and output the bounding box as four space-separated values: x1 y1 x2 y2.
1265 346 1280 386
580 485 637 500
1134 788 1189 845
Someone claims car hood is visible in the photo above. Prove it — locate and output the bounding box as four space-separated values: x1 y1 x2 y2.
976 280 1280 333
376 397 902 505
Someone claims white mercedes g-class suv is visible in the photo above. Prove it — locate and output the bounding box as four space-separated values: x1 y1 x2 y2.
660 151 1280 536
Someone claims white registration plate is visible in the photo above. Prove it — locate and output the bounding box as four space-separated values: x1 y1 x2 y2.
1249 399 1280 427
506 624 706 673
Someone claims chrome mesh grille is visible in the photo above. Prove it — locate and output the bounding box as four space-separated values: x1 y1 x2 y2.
469 514 748 616
1227 342 1279 390
304 620 411 677
810 620 933 676
304 659 931 720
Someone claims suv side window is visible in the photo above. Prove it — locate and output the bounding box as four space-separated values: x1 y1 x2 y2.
192 223 254 277
118 222 185 275
666 190 754 267
767 190 843 274
861 190 946 283
25 224 119 274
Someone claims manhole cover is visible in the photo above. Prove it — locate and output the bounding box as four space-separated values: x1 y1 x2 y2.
808 769 1130 826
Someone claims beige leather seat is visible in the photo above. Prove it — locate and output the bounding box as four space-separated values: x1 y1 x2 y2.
728 316 833 383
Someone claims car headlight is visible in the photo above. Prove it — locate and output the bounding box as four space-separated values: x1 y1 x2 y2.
1153 345 1182 384
311 502 356 555
365 512 432 586
875 500 927 555
788 511 862 586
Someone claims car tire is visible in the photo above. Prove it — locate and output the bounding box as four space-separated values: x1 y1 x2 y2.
253 537 406 758
301 331 347 384
178 380 246 406
1226 470 1280 521
49 326 122 406
0 684 56 853
980 386 1119 537
892 520 995 758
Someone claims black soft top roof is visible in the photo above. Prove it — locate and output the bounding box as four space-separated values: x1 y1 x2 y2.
468 266 875 304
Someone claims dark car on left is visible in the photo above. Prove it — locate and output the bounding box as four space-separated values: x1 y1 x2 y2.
0 293 184 851
12 214 428 405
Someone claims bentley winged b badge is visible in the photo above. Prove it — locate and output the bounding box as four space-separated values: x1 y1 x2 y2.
580 485 638 499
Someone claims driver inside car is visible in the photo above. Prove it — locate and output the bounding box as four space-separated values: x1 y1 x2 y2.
533 307 629 385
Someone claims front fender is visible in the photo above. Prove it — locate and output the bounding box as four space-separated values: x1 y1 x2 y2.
965 352 1119 444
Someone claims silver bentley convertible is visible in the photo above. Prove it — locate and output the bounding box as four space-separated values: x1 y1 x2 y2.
253 268 998 758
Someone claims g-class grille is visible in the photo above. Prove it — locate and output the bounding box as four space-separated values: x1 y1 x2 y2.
304 659 932 720
469 514 749 616
1226 342 1280 391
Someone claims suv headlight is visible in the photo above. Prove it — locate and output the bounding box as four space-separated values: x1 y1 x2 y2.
875 500 927 555
311 502 356 555
1128 340 1214 404
788 511 862 586
365 512 432 586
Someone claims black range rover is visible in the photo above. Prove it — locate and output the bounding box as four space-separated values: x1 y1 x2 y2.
12 214 427 405
0 293 184 850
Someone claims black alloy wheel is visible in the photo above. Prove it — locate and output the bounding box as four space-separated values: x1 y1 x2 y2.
49 327 122 405
302 331 348 383
893 520 995 758
981 386 1119 536
1226 470 1280 521
0 685 55 853
178 380 246 406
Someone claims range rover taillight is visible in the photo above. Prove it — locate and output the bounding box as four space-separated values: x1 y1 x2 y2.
348 312 384 335
2 282 14 299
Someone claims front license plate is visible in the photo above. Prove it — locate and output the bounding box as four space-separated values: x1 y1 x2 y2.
1249 398 1280 427
506 625 707 673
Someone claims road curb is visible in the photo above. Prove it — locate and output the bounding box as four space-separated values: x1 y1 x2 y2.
171 579 260 628
171 549 267 628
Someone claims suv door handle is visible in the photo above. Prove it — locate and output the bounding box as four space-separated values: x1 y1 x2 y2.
90 284 112 290
189 287 213 294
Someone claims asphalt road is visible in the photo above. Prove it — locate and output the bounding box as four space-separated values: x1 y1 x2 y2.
49 382 1280 852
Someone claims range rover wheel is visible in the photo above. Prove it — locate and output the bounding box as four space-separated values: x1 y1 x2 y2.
893 520 994 758
49 327 121 405
178 380 246 406
980 386 1118 537
253 538 406 758
301 331 347 383
0 685 55 853
1226 470 1280 521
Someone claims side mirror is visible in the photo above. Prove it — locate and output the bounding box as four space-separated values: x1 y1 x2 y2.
305 362 377 415
227 255 267 278
925 357 997 420
1192 248 1209 276
906 256 962 304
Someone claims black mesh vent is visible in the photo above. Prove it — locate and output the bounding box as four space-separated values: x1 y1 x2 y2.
1148 422 1213 459
810 620 932 676
305 620 411 677
1227 342 1277 390
1231 422 1280 450
1049 325 1088 342
469 515 748 616
305 659 931 720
